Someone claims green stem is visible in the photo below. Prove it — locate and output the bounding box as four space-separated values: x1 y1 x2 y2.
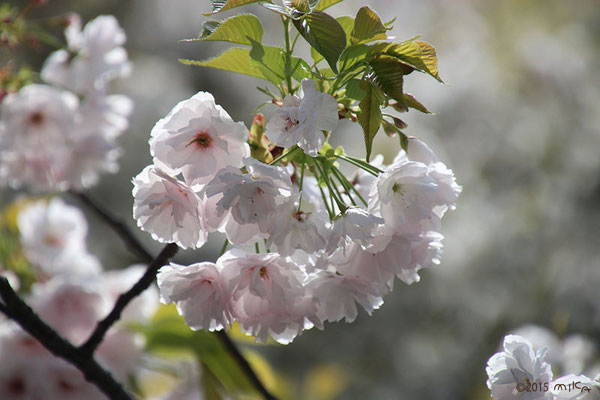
298 161 306 212
270 145 300 165
255 242 260 254
282 16 294 94
332 166 368 207
219 239 229 256
312 165 334 219
313 159 347 213
335 155 382 176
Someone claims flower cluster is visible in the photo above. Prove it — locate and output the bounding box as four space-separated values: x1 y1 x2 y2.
0 15 132 192
0 199 157 399
487 334 600 400
134 80 461 344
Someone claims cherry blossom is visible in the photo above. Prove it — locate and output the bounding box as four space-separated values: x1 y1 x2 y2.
132 166 206 249
17 198 101 276
41 14 131 95
266 79 339 156
218 249 317 344
204 158 292 233
157 262 232 332
307 271 385 323
149 91 249 186
486 335 554 400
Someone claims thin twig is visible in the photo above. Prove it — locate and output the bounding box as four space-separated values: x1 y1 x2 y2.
0 278 133 400
79 243 179 356
69 190 153 263
215 330 278 400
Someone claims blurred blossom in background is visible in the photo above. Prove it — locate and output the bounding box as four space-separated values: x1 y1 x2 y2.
2 0 600 399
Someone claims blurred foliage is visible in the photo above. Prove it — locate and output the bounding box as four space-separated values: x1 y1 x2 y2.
0 198 36 292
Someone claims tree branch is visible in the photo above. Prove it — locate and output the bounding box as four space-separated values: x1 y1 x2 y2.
68 191 277 399
0 277 133 400
79 242 179 356
69 190 153 263
215 330 278 400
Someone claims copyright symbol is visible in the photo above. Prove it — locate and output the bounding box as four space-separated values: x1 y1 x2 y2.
516 383 526 392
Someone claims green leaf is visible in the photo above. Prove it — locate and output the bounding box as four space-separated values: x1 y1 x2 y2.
248 39 310 84
351 6 387 44
315 0 343 10
261 3 291 16
311 16 352 64
180 45 309 84
337 16 355 46
186 14 263 45
404 93 431 113
338 43 370 73
139 305 260 397
345 79 365 100
414 40 442 82
370 55 413 107
293 10 346 73
369 40 442 82
207 0 265 15
358 80 384 161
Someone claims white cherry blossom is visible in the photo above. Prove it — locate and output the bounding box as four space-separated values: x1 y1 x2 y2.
204 159 292 233
307 271 385 324
266 79 338 156
41 14 131 95
157 262 232 332
150 91 249 186
132 166 206 249
266 199 327 256
17 198 101 276
218 249 317 344
486 335 554 400
327 207 384 253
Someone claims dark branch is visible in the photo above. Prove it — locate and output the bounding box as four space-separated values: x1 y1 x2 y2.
216 330 279 400
67 191 276 399
80 242 179 356
69 190 153 263
0 277 133 400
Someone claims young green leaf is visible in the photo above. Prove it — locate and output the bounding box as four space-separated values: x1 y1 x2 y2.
293 10 346 73
404 93 431 113
249 39 310 84
207 0 265 15
180 45 309 83
314 0 343 10
358 80 384 161
338 43 370 73
351 6 387 44
337 16 355 46
414 40 442 82
370 55 413 108
345 79 366 100
369 40 442 82
185 14 263 45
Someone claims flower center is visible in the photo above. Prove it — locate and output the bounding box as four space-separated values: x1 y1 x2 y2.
293 211 306 222
259 267 268 278
6 376 25 395
187 130 213 150
29 111 45 127
392 182 403 195
283 115 299 132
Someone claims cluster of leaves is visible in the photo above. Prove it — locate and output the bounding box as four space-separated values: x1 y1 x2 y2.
182 0 441 161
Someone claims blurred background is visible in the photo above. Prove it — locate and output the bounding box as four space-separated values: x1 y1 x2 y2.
2 0 600 398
